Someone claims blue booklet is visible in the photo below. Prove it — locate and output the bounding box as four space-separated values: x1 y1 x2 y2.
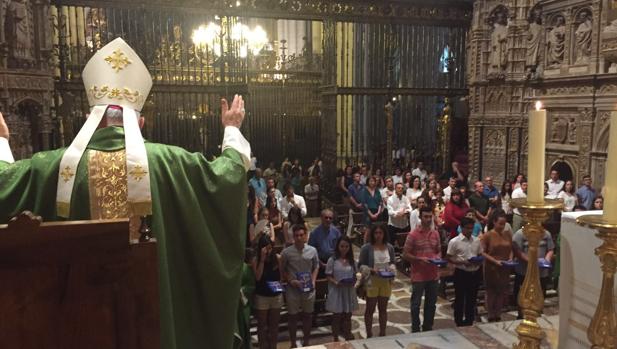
339 277 356 285
429 259 448 267
501 260 519 268
468 255 484 263
266 281 284 293
538 258 552 269
295 272 314 293
377 270 395 278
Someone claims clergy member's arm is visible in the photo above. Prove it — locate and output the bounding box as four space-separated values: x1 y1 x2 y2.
0 113 15 166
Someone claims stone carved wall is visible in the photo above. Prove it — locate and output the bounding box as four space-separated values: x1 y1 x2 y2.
0 0 54 159
468 0 615 189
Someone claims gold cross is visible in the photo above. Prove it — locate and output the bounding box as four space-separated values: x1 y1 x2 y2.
60 166 75 182
104 49 132 72
129 165 148 181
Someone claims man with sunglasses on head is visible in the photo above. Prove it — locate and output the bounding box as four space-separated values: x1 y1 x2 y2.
308 209 342 274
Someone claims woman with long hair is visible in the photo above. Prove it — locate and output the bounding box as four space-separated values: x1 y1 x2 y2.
558 180 578 212
500 180 514 221
283 207 309 246
363 176 384 225
325 236 359 341
402 171 413 190
593 196 604 210
358 224 396 338
251 235 283 349
512 174 525 190
247 185 260 247
266 190 284 243
481 211 513 322
406 175 423 208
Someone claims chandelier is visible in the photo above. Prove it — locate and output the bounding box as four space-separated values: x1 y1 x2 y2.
191 21 269 58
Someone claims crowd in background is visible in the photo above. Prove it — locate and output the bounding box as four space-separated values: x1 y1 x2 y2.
242 156 603 348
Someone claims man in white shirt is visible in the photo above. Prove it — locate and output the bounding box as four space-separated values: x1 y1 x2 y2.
280 183 307 219
381 176 395 205
392 168 403 185
258 177 283 207
545 170 564 199
511 180 528 233
442 177 457 203
412 161 428 182
387 182 411 245
446 217 483 326
409 196 435 231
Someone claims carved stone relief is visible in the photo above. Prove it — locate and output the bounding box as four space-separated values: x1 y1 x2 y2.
487 6 509 79
547 14 566 68
526 6 543 79
551 117 568 143
573 9 593 65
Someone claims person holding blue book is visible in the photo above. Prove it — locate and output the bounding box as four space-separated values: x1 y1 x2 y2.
325 236 359 342
281 225 319 348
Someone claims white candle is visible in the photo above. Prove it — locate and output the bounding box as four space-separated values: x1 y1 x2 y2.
604 112 617 223
528 101 547 203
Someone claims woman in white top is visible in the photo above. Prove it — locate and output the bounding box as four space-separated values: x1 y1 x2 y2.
500 180 513 216
557 180 577 212
406 176 423 208
512 174 525 190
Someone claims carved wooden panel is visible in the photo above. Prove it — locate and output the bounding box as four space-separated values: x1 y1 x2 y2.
482 127 506 184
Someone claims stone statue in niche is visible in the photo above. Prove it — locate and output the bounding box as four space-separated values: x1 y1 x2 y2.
547 15 566 68
568 118 577 144
551 117 568 143
526 8 543 79
574 10 593 65
488 10 508 76
5 0 32 62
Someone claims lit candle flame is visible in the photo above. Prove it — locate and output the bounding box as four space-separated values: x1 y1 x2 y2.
535 101 543 111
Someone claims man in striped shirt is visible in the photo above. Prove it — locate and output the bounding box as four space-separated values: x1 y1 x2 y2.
403 206 441 333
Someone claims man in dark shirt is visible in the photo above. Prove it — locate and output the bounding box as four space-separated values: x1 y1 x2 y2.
347 172 365 212
469 181 489 224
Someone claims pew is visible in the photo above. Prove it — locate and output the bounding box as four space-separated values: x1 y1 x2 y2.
0 212 159 349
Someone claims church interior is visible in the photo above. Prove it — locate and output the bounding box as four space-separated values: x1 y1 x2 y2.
2 0 617 348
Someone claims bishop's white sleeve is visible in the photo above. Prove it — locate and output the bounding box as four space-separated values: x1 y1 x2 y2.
221 126 251 171
0 137 14 163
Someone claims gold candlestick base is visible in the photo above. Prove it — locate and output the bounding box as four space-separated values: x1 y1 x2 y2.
511 198 563 349
576 214 617 349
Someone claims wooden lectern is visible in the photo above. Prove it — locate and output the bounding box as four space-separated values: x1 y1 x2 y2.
0 212 159 349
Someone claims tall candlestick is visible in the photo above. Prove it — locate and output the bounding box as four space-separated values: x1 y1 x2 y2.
527 101 547 203
604 112 617 223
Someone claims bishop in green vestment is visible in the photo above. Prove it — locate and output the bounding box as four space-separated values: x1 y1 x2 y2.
0 38 251 349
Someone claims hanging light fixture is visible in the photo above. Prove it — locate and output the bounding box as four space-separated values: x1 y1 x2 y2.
192 20 268 58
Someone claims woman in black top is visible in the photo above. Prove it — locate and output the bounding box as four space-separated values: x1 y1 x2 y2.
251 235 283 349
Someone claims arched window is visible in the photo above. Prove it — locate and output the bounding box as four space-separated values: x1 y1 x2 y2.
439 45 450 73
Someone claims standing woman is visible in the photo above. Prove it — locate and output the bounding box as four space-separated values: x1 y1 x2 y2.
325 236 359 341
558 180 578 212
500 181 514 223
593 196 604 210
340 165 354 204
363 176 384 226
266 191 284 244
406 176 423 208
247 185 260 247
512 174 525 190
374 168 385 188
283 207 309 246
402 171 413 190
359 225 396 338
252 235 283 349
481 211 513 322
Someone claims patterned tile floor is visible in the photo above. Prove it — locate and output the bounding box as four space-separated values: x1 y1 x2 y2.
267 218 560 349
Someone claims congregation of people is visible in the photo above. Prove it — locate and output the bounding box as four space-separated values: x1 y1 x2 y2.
243 157 603 349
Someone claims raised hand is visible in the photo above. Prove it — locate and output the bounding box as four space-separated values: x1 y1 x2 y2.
0 112 9 139
221 94 245 128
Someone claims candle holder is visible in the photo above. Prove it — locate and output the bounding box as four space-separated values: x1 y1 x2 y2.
511 198 563 349
576 214 617 349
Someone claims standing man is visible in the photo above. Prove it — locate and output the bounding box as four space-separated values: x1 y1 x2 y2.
250 168 267 203
443 177 457 203
403 207 441 332
446 217 483 326
347 172 365 213
259 177 282 207
412 161 428 182
512 227 555 319
469 181 490 224
263 161 277 179
545 170 564 199
511 180 528 232
304 176 320 217
281 225 320 348
0 38 251 349
576 174 596 210
392 168 403 185
280 183 307 220
308 209 341 271
387 182 412 246
483 176 500 209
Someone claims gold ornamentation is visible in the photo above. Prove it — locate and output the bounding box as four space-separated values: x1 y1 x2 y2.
576 215 617 349
511 198 563 349
88 85 144 104
104 49 132 72
60 166 75 182
129 165 148 181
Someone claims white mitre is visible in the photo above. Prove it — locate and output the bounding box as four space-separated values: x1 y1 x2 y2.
56 37 152 218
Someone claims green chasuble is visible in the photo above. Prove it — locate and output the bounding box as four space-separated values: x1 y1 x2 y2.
0 126 247 349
